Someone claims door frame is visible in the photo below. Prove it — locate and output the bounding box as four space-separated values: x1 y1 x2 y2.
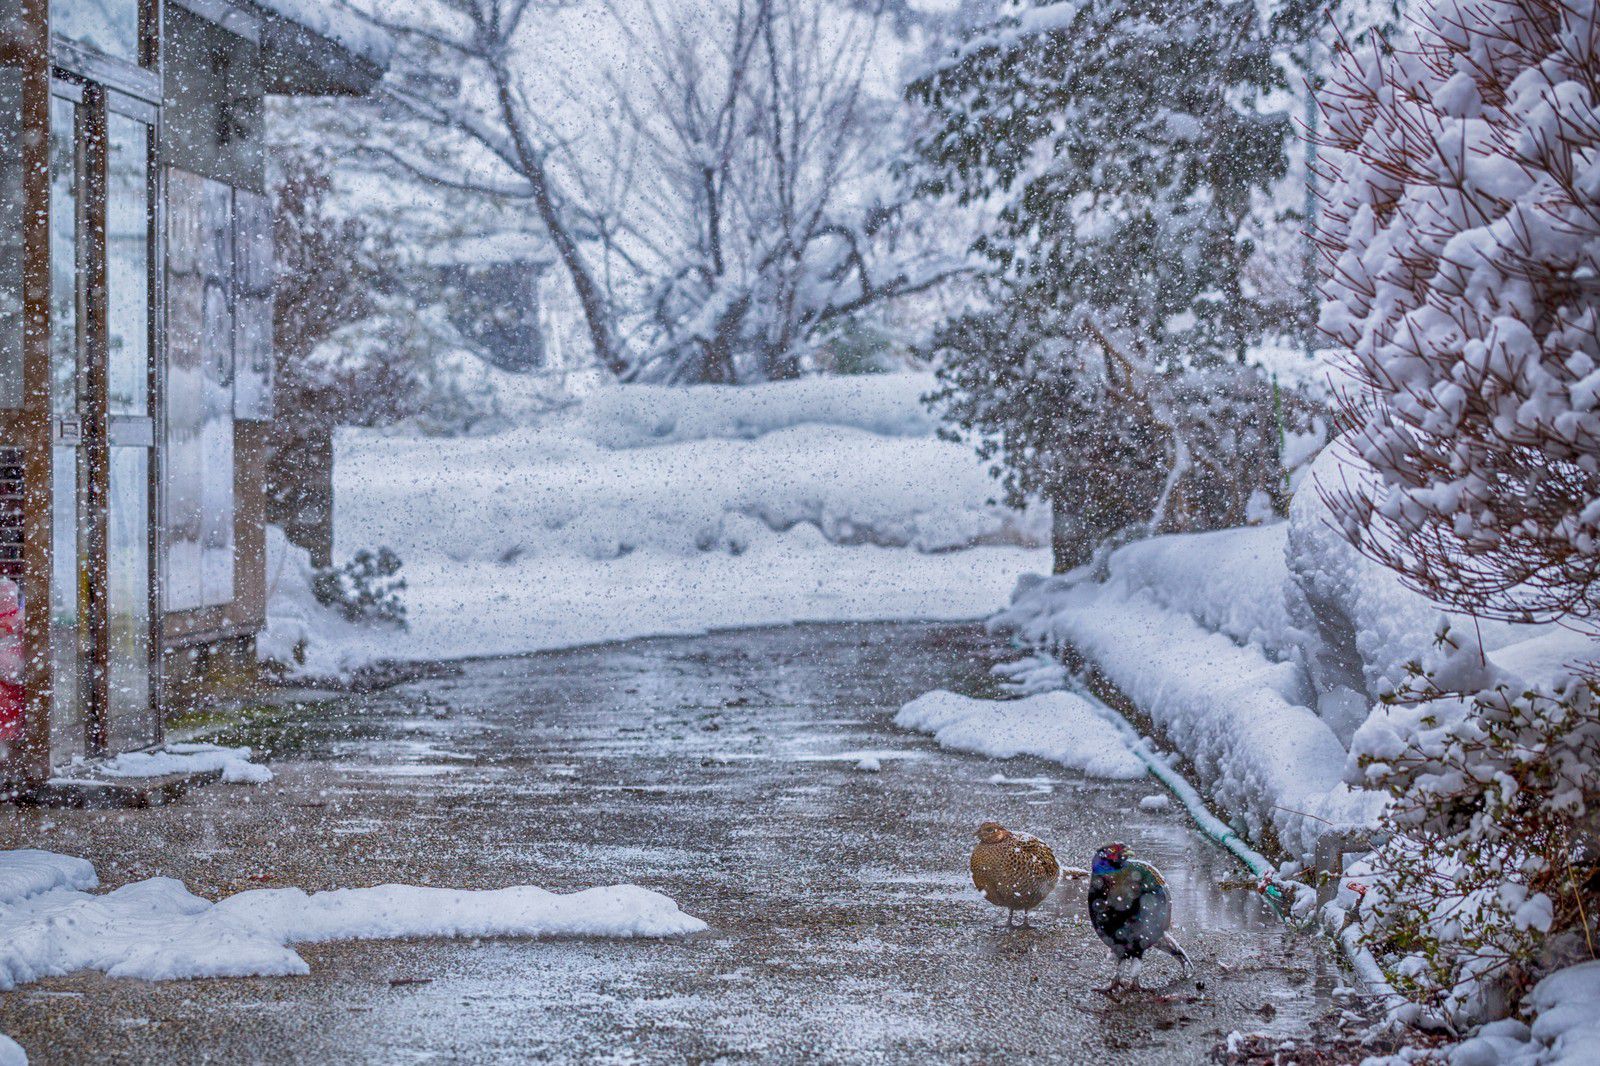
0 0 54 784
43 6 163 767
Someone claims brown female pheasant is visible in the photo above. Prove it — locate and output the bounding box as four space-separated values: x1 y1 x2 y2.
969 821 1063 927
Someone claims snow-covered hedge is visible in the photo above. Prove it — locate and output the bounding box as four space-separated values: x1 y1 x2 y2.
1317 0 1600 627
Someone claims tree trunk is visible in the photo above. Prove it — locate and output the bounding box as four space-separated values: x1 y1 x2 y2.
1049 488 1093 574
491 73 627 379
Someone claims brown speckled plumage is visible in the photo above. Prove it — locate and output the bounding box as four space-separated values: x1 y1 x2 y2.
970 821 1060 926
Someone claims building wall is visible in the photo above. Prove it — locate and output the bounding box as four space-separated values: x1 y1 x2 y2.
159 6 269 699
163 6 265 194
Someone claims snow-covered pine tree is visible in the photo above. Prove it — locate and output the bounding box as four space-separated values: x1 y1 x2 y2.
1317 0 1600 1018
908 0 1297 570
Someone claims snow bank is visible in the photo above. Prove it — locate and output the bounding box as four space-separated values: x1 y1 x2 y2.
994 576 1383 860
53 743 272 785
990 441 1576 863
264 373 1049 672
1104 523 1305 663
895 689 1146 779
577 373 938 448
259 524 388 678
0 849 706 1062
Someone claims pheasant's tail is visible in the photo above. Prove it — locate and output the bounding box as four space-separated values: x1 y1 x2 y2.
1159 932 1193 977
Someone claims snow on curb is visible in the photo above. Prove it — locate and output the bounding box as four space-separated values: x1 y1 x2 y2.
993 576 1384 862
0 849 707 1063
895 689 1146 779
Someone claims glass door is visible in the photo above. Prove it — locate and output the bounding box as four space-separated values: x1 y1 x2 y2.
48 88 86 762
47 77 157 762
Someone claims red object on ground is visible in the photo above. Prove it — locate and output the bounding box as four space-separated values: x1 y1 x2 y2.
0 679 20 742
0 579 21 742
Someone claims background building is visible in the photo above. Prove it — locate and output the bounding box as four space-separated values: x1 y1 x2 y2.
0 0 390 788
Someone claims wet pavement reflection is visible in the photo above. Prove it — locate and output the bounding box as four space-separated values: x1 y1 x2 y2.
1 622 1338 1063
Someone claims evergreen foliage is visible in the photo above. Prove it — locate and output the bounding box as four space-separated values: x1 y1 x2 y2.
907 0 1301 569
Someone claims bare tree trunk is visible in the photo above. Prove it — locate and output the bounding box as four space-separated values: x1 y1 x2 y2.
489 75 627 378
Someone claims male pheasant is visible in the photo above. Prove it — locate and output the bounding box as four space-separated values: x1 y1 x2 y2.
1087 841 1193 994
969 821 1061 927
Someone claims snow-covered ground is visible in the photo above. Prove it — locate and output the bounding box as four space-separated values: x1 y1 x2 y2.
0 848 704 1064
261 372 1050 675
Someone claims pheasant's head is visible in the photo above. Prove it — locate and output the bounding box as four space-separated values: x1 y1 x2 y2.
1092 842 1129 875
976 821 1011 844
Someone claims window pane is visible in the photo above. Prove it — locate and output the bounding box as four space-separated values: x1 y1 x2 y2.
106 446 150 750
163 169 234 612
54 0 141 65
49 96 77 420
0 68 22 408
106 112 148 417
49 96 83 763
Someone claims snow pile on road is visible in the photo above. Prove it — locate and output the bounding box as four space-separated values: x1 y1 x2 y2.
52 743 272 785
0 848 706 1063
895 689 1146 780
0 850 96 907
263 372 1049 671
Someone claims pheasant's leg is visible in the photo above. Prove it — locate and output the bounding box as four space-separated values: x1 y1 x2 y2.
1159 933 1194 977
1019 910 1032 929
1095 956 1125 994
1006 909 1016 928
1125 956 1144 991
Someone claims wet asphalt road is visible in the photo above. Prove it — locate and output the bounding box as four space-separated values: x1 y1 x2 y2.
0 622 1339 1064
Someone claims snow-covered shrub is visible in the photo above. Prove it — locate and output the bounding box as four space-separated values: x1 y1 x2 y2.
1315 0 1600 1021
312 548 408 631
1353 652 1600 1020
1314 0 1600 1016
1317 0 1600 626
